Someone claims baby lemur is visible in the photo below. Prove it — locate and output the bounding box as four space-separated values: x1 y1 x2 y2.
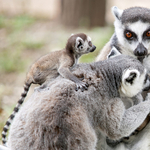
2 33 96 145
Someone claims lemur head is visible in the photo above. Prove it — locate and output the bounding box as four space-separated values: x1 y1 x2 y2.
121 68 150 97
112 6 150 61
108 49 150 97
66 33 96 55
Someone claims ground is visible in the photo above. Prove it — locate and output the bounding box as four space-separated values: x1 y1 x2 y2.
0 15 113 143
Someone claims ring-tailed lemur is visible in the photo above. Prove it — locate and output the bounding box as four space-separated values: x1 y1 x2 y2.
5 55 150 150
96 6 150 150
2 33 96 145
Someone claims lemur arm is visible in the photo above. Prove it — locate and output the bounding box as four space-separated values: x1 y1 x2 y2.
103 98 150 140
58 67 88 91
58 56 88 91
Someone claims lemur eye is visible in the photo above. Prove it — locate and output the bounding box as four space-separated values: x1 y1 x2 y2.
146 31 150 37
124 30 136 40
77 41 82 48
125 32 133 39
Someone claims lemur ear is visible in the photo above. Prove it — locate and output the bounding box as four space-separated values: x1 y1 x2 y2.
71 33 74 36
107 46 121 59
123 69 139 85
112 6 123 20
76 37 84 48
121 68 146 97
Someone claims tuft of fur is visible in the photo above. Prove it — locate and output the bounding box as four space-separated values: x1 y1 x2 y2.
6 55 150 150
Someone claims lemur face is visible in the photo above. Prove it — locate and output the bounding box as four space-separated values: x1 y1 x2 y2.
75 36 96 55
113 6 150 61
107 47 150 97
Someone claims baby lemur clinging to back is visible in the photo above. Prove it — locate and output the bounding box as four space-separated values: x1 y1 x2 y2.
2 33 96 145
25 33 96 90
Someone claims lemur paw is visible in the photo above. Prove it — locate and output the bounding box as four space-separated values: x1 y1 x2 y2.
75 81 89 92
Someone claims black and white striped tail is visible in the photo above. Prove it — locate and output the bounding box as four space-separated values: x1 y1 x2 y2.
2 82 31 145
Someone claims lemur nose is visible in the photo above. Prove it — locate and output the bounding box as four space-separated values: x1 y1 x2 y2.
134 43 148 56
90 45 96 52
93 45 96 50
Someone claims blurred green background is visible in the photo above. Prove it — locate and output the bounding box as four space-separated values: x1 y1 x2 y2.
0 0 149 143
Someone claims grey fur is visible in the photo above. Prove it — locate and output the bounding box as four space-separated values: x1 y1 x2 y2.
121 7 150 24
5 55 150 150
107 46 121 59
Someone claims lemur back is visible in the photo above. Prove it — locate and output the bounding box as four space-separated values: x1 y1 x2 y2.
6 55 150 150
2 33 96 145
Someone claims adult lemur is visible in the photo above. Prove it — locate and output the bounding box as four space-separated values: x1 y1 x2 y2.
96 6 150 150
2 55 150 150
2 33 96 145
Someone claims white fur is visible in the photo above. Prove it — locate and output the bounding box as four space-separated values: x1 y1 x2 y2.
112 7 127 54
114 19 150 74
113 9 150 74
87 36 91 42
129 21 149 43
75 37 83 48
114 19 134 56
83 40 90 52
107 46 121 59
121 69 146 97
143 55 150 73
112 6 123 20
114 19 150 57
127 21 150 49
0 145 10 150
75 36 93 54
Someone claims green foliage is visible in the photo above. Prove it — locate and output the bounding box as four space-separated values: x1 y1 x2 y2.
0 16 6 28
12 15 36 31
0 49 26 73
21 40 45 50
0 15 44 73
79 52 96 63
0 15 36 32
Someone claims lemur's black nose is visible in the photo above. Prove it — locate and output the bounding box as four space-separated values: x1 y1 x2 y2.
90 45 96 52
134 43 148 57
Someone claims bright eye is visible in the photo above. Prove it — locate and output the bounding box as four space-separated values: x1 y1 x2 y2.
146 31 150 37
126 32 133 39
77 41 82 48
